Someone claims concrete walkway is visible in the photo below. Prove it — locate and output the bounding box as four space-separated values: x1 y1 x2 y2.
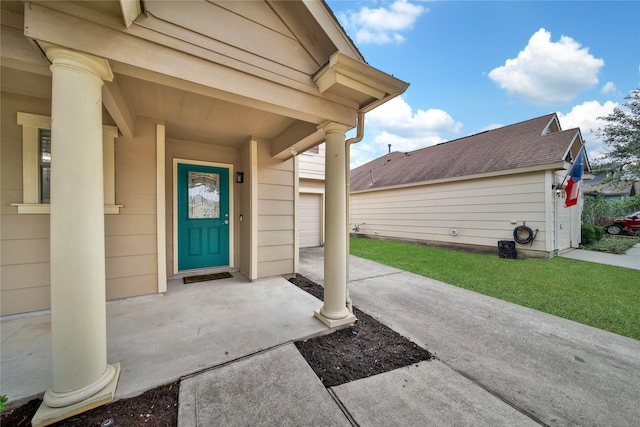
180 247 640 426
299 247 640 427
4 248 639 426
1 274 328 407
559 243 640 269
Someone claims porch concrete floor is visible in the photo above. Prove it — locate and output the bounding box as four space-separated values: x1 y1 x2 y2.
1 272 328 408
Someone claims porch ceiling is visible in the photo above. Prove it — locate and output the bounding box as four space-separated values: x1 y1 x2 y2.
115 73 296 146
1 62 297 147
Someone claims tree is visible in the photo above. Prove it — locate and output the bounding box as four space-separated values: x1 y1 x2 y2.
582 194 640 226
596 88 640 181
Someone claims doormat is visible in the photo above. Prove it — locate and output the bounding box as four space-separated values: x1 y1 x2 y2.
183 272 233 284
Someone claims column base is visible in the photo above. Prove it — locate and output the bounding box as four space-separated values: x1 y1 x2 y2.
314 309 357 328
32 363 121 427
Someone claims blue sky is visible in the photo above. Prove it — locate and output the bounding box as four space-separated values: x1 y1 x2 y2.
325 1 640 168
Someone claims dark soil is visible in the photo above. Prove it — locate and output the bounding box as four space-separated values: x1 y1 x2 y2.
2 274 432 426
290 274 433 387
0 383 179 427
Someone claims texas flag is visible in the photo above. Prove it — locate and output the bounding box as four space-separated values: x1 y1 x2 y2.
565 148 584 208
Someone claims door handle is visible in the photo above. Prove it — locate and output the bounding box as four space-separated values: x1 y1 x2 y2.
224 220 229 225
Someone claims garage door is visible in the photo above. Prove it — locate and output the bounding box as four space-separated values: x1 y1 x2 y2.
299 193 322 248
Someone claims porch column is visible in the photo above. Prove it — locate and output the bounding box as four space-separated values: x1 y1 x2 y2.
33 44 119 426
314 122 357 328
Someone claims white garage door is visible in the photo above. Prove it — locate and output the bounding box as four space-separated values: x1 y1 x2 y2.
299 193 322 248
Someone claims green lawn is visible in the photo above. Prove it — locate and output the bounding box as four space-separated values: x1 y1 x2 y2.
350 237 640 341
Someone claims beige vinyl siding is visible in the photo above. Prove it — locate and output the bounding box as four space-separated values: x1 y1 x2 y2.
142 1 322 79
298 144 325 249
0 93 162 315
257 140 295 277
350 172 549 256
165 138 240 275
1 92 52 314
106 119 159 300
0 223 51 314
299 143 325 180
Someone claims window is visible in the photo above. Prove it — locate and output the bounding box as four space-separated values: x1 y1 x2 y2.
13 112 121 214
188 172 220 219
39 129 51 203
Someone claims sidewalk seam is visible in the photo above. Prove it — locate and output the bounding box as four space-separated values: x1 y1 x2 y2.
327 388 360 427
180 342 291 381
349 271 404 283
441 360 550 427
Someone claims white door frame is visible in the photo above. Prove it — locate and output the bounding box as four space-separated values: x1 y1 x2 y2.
172 158 235 274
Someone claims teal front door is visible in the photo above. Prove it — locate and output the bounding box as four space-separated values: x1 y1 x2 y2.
177 163 230 270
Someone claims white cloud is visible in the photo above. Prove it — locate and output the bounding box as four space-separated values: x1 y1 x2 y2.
601 82 617 94
488 28 604 106
557 100 617 160
337 0 427 45
350 96 462 168
367 96 462 136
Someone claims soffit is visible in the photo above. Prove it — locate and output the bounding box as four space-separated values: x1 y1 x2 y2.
116 73 294 145
1 61 295 145
1 1 22 15
313 52 410 113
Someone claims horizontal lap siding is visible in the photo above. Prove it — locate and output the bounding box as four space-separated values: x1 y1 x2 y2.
106 120 159 300
298 144 325 181
0 95 161 315
350 173 548 253
1 94 52 314
257 141 294 277
144 1 318 76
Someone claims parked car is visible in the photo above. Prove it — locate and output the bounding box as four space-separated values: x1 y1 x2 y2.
604 210 640 235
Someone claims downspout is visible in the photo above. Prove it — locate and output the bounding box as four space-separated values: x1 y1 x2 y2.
344 111 365 313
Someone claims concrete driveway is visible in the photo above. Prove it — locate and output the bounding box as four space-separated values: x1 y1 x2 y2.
300 247 640 427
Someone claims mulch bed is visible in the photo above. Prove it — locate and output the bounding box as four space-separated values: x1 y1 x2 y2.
2 274 432 426
290 274 434 387
1 383 179 427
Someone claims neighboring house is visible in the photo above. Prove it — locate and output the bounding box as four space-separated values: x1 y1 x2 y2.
298 144 326 248
1 0 407 422
583 174 635 201
350 114 590 259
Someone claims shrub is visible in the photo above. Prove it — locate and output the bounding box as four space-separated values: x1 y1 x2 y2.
582 237 640 254
593 226 604 241
581 225 596 245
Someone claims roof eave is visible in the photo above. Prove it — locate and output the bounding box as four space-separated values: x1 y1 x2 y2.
302 0 365 62
351 162 566 194
313 51 409 113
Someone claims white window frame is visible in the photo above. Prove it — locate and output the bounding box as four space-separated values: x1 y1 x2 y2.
12 112 122 214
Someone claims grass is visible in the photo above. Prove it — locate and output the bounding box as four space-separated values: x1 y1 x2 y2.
350 237 640 341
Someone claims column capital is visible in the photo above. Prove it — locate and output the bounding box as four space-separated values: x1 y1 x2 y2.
318 121 353 135
39 41 113 83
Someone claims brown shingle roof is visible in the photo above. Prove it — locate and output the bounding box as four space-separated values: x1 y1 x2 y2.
350 113 581 191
